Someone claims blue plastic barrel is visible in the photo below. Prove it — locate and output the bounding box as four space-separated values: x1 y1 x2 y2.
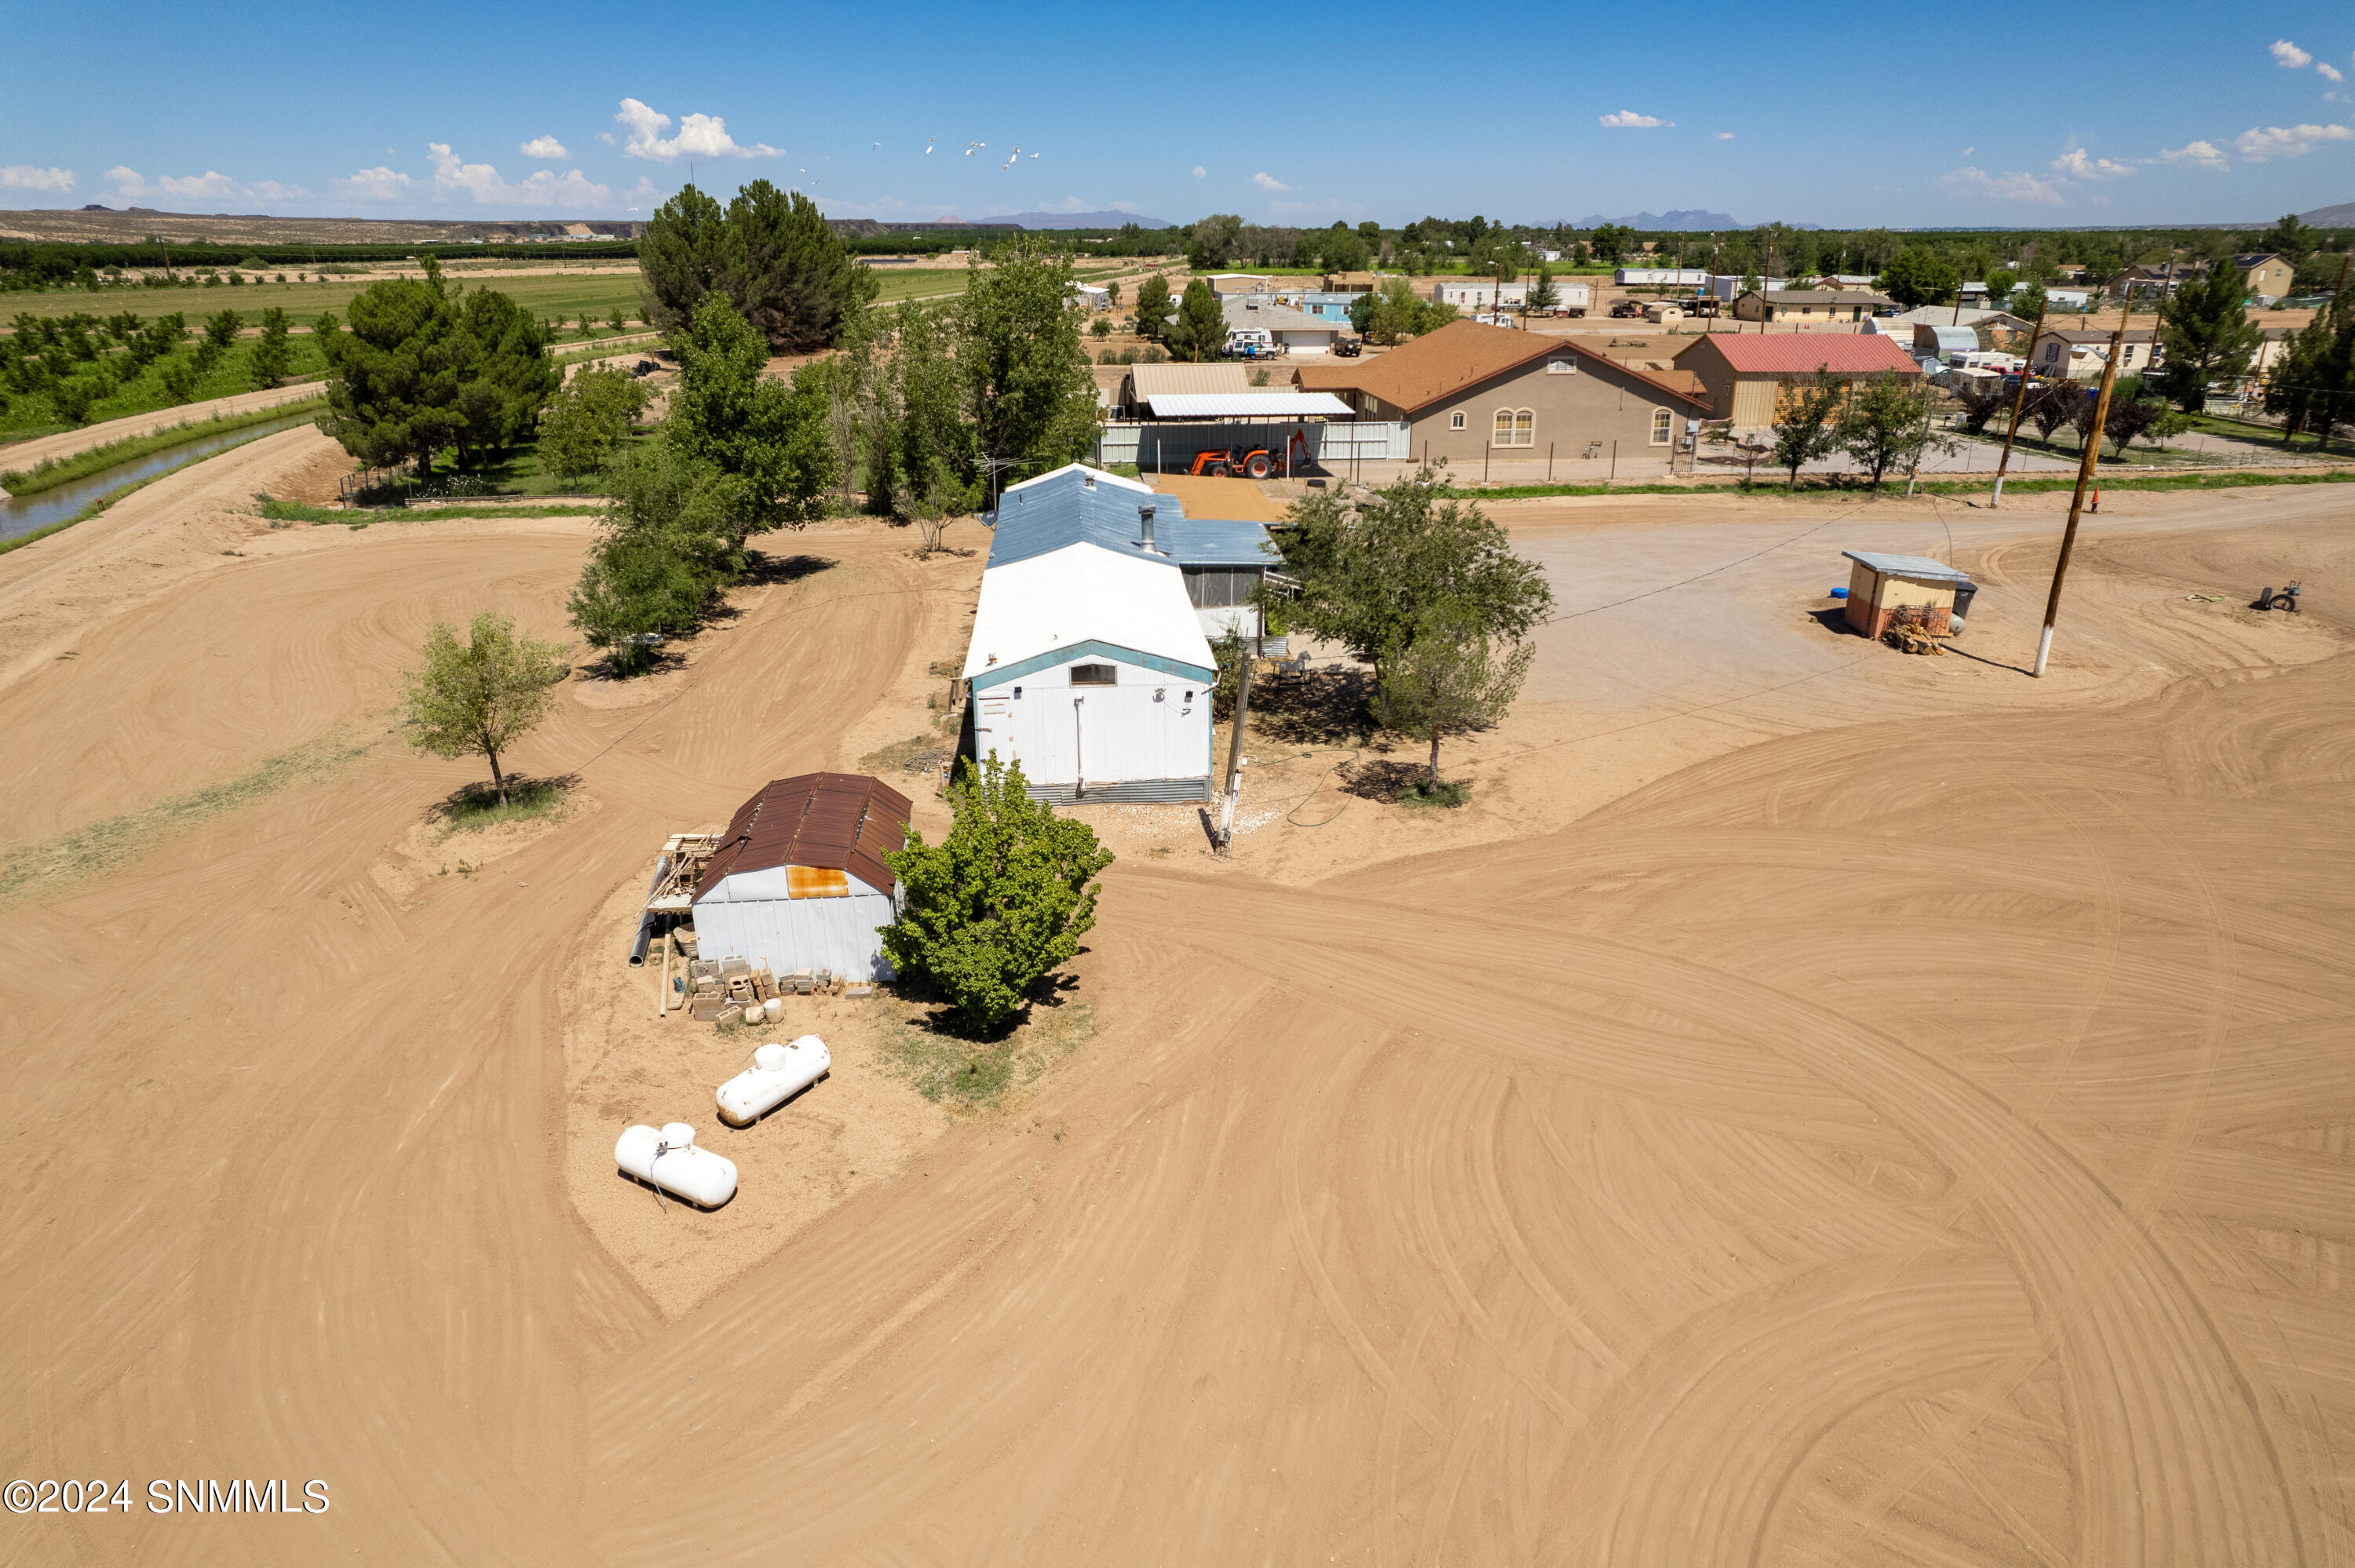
1830 586 1849 600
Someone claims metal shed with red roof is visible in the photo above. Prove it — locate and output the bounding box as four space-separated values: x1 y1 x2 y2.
1670 332 1922 426
691 772 913 982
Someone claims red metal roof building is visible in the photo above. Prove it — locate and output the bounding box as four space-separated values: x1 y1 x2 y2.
692 774 915 981
1671 332 1922 425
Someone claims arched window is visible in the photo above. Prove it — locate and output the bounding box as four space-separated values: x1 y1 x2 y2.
1650 408 1673 446
1493 408 1535 447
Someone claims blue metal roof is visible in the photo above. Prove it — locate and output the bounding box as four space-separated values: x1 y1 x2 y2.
986 470 1279 571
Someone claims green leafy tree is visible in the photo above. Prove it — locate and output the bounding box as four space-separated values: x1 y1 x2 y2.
1131 273 1172 341
1878 249 1959 308
1280 463 1553 711
1590 224 1634 266
538 366 651 480
2263 294 2353 449
1836 371 1955 487
399 612 571 805
250 307 291 388
721 179 878 352
1984 269 2018 307
2011 280 2049 322
878 752 1115 1032
314 266 465 473
636 184 737 337
1769 375 1846 489
203 308 241 351
157 354 199 406
1188 213 1243 271
49 371 102 426
1382 604 1536 792
1164 277 1227 361
667 294 841 532
568 442 741 673
1527 264 1560 312
853 300 964 517
958 240 1100 474
2158 265 2263 411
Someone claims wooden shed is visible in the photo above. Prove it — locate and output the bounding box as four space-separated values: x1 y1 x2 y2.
691 773 912 982
1842 551 1973 638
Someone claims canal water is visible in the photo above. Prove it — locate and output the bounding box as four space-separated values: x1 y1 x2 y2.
0 412 317 542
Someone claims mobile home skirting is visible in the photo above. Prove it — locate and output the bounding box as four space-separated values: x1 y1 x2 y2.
1023 776 1215 804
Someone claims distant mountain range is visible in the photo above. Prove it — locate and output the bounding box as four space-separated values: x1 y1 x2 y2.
2298 199 2355 227
993 210 1174 230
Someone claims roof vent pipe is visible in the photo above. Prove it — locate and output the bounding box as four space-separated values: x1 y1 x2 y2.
1138 503 1156 549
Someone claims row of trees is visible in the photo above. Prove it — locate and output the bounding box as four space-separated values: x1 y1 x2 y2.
1764 373 1958 489
565 235 1099 672
2 306 297 426
2266 293 2355 449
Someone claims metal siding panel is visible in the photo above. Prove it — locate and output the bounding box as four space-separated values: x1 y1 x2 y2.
692 895 898 981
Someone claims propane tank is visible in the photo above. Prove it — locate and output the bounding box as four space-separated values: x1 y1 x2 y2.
614 1121 738 1208
715 1037 831 1126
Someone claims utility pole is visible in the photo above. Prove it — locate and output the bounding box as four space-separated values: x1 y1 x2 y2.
1216 652 1253 851
2032 279 2138 677
1990 296 2050 506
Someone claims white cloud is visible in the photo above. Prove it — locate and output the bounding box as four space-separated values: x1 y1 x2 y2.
2155 139 2229 170
1962 146 1974 155
427 144 612 206
1251 171 1291 191
521 135 571 159
0 164 74 192
613 98 780 162
2052 147 2134 178
1941 165 2065 205
249 180 311 202
2319 62 2344 82
334 166 413 201
2234 122 2354 160
1597 110 1670 128
1713 131 1733 140
1190 165 1206 177
107 166 254 202
2270 38 2311 67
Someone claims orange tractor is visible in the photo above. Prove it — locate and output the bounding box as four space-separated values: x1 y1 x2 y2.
1188 446 1277 480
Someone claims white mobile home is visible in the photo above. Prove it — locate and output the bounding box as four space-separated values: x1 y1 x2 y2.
691 773 912 981
965 465 1279 803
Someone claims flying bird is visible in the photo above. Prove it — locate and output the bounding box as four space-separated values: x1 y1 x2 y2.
926 138 934 154
1030 151 1039 159
872 142 880 149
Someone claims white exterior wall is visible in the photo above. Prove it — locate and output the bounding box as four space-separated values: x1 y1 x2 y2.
971 655 1211 793
1431 281 1527 308
1196 604 1263 640
693 873 900 981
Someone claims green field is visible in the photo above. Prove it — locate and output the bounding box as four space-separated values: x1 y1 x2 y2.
2 265 969 331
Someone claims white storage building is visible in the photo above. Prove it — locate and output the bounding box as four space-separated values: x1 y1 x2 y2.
691 773 912 982
964 465 1279 803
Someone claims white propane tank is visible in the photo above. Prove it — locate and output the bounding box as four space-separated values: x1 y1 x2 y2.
614 1121 738 1208
715 1036 831 1126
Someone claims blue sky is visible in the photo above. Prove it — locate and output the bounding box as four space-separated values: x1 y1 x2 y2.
3 0 2351 229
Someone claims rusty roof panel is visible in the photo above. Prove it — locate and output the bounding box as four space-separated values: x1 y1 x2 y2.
692 773 915 900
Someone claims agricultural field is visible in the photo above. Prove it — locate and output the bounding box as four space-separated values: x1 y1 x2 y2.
0 334 330 441
0 263 973 332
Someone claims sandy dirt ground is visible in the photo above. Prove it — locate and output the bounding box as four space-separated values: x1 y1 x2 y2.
2 428 2353 1564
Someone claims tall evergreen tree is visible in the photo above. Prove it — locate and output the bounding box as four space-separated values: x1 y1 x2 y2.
2158 265 2263 411
723 180 879 353
636 184 737 337
1164 278 1227 361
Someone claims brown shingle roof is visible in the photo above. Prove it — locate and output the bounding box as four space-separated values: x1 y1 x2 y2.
1294 319 1708 414
695 772 914 902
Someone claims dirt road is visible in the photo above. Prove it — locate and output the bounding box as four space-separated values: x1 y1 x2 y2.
2 440 2351 1564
